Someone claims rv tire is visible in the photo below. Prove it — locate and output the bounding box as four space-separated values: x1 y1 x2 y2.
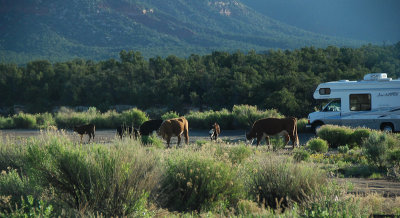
312 122 324 134
380 123 394 133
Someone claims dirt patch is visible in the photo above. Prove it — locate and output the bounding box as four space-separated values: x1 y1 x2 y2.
336 178 400 197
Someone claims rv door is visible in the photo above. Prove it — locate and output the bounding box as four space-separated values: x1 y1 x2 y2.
321 99 342 126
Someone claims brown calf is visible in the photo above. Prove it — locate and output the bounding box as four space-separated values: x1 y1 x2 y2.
209 122 221 141
158 117 189 148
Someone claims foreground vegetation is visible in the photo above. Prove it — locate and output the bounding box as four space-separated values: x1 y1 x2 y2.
1 43 400 117
1 126 399 217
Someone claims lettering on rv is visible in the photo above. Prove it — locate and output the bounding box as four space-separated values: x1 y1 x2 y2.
377 92 399 97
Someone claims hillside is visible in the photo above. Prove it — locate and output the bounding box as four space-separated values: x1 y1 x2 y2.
0 0 365 64
241 0 400 43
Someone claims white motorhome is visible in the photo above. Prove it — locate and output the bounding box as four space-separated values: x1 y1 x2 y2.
306 73 400 133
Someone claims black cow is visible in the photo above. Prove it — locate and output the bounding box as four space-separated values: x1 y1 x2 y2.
73 124 95 143
139 119 163 136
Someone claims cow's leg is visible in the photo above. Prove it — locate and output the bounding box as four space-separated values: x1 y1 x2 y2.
88 134 91 143
177 135 182 147
166 136 172 148
256 135 263 147
284 132 290 145
289 133 298 148
80 134 83 144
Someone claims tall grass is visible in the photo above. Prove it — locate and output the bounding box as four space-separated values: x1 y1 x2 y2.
158 146 244 212
1 131 161 216
245 155 327 209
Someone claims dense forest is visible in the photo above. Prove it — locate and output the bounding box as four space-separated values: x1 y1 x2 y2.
1 43 400 118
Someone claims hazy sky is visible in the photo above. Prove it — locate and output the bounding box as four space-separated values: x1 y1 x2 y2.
242 0 400 43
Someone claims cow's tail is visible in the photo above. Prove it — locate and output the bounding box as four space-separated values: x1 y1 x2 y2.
184 119 189 145
293 118 299 147
93 124 96 139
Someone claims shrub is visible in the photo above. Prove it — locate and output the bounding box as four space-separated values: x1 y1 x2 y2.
120 108 149 127
0 169 43 213
36 113 56 129
0 116 15 129
317 125 353 148
186 109 234 129
338 145 350 154
232 105 282 129
387 149 400 166
296 118 309 133
22 132 160 216
293 147 310 162
226 144 252 164
307 138 329 153
363 132 390 168
12 113 37 129
141 134 166 148
161 111 180 120
350 128 371 148
159 150 242 212
301 182 371 217
247 156 326 209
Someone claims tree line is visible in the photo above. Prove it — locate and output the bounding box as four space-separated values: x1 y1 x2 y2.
1 43 399 118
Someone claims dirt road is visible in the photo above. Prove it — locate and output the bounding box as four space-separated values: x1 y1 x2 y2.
0 129 314 145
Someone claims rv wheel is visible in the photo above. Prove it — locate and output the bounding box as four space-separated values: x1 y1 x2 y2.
381 123 394 133
312 122 324 134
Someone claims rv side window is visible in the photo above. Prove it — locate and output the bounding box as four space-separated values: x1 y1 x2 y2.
319 88 331 95
350 94 371 111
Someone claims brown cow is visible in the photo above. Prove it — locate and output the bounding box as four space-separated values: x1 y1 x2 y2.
246 117 299 148
157 117 189 148
209 122 221 141
73 124 95 143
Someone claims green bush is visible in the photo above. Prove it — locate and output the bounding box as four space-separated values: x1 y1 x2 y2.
293 147 310 162
12 113 37 129
350 128 371 148
338 145 350 154
161 111 180 120
0 169 43 213
232 105 282 129
301 182 370 217
307 138 329 153
0 116 15 129
159 150 242 212
362 132 390 168
186 109 234 129
296 118 309 133
227 144 253 164
36 112 56 129
247 156 326 209
120 108 149 128
317 125 353 148
387 149 400 166
21 132 160 216
141 134 165 148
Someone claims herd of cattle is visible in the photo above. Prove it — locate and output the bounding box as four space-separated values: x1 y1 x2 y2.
73 117 299 148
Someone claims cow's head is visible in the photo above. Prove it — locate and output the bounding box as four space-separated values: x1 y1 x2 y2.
245 130 255 140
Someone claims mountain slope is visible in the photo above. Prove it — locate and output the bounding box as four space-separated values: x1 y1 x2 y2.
0 0 365 63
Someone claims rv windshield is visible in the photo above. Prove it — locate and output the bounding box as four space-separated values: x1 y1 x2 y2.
323 99 341 112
